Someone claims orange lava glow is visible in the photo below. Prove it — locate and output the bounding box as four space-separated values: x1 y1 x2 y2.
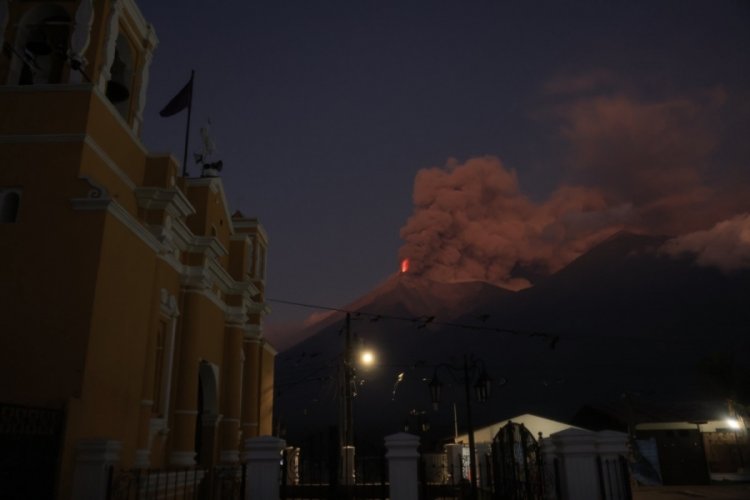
401 258 410 273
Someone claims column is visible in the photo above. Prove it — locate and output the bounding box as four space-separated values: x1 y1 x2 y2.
220 325 245 463
242 436 286 500
385 433 420 500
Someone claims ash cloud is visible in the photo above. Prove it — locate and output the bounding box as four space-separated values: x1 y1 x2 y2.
400 75 750 285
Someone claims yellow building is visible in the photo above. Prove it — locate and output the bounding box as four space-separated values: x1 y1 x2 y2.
0 1 275 498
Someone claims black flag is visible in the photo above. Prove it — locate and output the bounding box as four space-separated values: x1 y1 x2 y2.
159 75 193 117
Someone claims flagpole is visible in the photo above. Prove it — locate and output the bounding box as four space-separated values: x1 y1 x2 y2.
182 70 195 177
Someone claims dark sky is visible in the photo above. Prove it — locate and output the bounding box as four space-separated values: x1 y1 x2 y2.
138 1 750 333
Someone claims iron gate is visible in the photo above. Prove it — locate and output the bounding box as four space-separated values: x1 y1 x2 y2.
491 421 544 500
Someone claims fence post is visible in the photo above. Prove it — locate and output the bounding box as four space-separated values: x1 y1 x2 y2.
550 429 600 500
539 435 559 500
385 432 420 500
595 431 630 500
242 435 286 500
444 443 463 485
71 439 122 500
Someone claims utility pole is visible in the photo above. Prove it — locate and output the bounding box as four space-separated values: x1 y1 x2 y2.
463 355 478 500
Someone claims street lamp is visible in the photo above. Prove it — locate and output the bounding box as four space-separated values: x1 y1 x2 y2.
340 313 377 489
428 355 493 500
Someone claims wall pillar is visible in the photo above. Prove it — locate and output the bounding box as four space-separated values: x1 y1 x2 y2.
220 325 245 463
385 433 420 500
71 439 121 500
242 436 286 500
170 291 202 466
241 336 262 442
258 342 276 435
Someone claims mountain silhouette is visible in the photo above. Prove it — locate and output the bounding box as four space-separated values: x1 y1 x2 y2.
275 232 750 450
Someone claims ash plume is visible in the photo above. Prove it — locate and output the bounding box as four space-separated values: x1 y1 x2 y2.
399 77 750 285
398 156 632 288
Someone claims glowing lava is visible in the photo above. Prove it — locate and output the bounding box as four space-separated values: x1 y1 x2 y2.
401 258 410 273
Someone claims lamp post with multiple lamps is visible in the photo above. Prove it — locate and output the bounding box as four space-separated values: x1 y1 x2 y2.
339 313 376 489
428 355 492 500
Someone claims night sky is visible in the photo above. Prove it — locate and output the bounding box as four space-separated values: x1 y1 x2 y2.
138 1 750 343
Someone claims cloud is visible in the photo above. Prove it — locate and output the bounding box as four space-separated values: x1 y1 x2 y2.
399 156 632 286
661 214 750 272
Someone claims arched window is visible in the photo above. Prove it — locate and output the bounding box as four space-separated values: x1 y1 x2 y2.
0 190 21 223
106 34 134 118
10 4 71 85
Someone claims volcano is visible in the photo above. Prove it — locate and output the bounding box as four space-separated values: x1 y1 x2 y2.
274 232 750 450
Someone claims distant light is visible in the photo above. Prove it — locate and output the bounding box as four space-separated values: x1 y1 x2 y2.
360 350 375 366
726 418 741 430
401 258 409 273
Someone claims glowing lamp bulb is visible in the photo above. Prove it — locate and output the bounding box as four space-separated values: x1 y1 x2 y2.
401 258 410 273
360 350 375 366
726 418 741 430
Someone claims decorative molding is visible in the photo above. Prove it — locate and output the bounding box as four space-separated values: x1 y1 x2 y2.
185 177 236 235
106 200 162 253
69 0 94 83
188 236 227 260
220 450 240 464
173 409 199 416
132 21 158 135
233 217 269 244
98 0 123 91
0 132 139 191
135 187 195 218
0 132 88 143
0 84 94 94
122 0 151 40
133 449 150 468
159 288 179 317
149 417 168 436
180 266 212 291
83 135 137 190
225 307 248 327
169 451 195 467
262 342 278 356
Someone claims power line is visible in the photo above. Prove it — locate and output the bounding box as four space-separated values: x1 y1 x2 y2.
267 297 713 348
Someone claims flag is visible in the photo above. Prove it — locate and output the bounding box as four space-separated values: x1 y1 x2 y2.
159 74 193 117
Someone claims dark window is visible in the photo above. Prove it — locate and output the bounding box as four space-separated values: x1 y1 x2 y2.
1 191 20 223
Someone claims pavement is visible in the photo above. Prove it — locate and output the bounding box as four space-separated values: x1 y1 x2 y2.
633 484 750 499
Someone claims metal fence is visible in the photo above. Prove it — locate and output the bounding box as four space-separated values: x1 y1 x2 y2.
280 453 388 500
106 464 245 500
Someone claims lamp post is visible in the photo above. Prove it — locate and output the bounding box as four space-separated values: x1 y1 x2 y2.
339 313 377 489
429 355 492 500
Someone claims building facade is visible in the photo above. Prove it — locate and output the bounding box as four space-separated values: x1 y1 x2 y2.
0 1 275 498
